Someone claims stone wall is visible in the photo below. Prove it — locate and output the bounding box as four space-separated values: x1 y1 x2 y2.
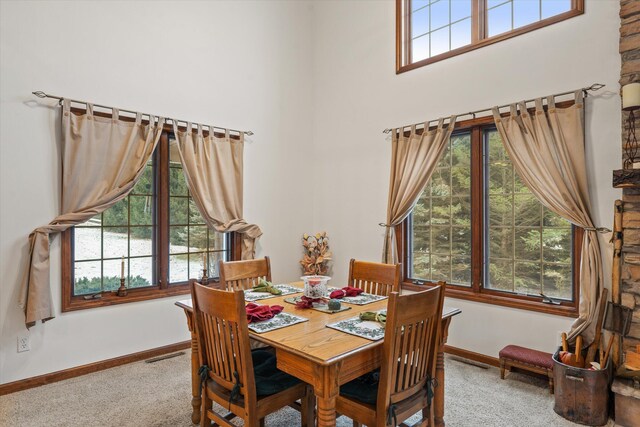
620 0 640 354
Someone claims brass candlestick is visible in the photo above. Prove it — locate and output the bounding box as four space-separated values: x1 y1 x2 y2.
201 269 209 286
116 278 128 297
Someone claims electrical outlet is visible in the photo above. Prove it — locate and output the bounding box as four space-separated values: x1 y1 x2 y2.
17 334 29 353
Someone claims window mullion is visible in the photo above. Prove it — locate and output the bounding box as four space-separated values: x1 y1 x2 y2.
157 132 170 289
470 127 483 293
472 0 485 43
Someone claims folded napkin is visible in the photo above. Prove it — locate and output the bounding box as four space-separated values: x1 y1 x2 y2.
359 311 386 325
329 286 365 299
295 296 325 309
251 278 282 295
246 303 284 323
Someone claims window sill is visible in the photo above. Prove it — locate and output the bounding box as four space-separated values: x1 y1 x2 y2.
61 282 217 312
402 281 579 318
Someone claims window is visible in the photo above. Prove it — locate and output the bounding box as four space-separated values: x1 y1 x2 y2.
63 127 239 311
403 120 581 316
397 0 584 73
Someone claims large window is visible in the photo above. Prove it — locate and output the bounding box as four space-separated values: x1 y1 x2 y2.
63 129 237 311
405 123 580 316
397 0 584 73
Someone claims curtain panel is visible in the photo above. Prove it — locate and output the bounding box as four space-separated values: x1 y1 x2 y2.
492 91 603 343
172 123 262 260
383 116 457 264
19 100 165 327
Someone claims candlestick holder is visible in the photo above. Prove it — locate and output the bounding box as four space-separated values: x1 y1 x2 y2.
201 269 209 286
116 278 128 297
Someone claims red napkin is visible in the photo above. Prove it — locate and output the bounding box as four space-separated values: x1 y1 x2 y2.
245 303 284 323
329 286 364 299
295 296 324 309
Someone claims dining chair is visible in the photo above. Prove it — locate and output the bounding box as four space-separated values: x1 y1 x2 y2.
336 283 445 427
347 258 401 296
219 256 272 291
190 280 314 427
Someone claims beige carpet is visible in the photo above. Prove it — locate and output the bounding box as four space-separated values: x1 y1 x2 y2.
0 353 612 426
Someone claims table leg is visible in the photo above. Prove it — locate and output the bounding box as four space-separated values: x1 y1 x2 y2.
434 317 453 427
314 364 341 427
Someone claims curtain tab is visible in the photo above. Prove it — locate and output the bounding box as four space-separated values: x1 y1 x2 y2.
86 103 94 118
197 124 203 136
491 107 502 122
574 89 584 107
62 99 71 116
547 95 556 109
534 98 544 112
112 108 119 122
410 124 416 135
135 112 142 125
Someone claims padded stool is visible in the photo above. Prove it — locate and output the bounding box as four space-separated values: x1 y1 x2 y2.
499 344 554 394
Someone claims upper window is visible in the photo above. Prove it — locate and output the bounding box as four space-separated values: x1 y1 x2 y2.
404 123 581 316
63 130 237 311
397 0 584 73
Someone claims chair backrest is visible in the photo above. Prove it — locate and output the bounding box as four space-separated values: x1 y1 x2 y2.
348 258 401 296
219 256 272 291
190 280 257 404
377 282 445 408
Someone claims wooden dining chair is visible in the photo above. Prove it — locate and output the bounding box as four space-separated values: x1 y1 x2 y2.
336 283 445 427
347 258 401 296
190 280 314 427
219 256 272 291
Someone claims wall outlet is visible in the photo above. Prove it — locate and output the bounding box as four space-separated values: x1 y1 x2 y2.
17 334 30 352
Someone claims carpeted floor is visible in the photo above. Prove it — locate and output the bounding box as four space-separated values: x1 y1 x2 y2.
0 353 613 426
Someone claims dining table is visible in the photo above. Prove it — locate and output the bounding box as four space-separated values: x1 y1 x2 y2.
176 283 461 427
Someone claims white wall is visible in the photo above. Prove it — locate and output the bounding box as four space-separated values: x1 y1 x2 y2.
0 0 314 384
309 0 622 357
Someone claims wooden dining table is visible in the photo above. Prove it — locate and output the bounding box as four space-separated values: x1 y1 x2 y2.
176 284 460 427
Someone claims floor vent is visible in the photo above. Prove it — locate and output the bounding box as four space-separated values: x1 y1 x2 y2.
145 352 185 364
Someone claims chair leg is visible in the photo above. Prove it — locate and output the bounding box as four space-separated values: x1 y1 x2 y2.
352 421 362 427
548 371 554 395
500 359 506 379
200 392 211 427
259 418 265 427
301 385 316 427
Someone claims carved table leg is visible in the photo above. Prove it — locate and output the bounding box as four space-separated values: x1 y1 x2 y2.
315 363 340 427
434 317 453 427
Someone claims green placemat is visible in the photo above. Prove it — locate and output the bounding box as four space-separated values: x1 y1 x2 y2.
284 296 352 314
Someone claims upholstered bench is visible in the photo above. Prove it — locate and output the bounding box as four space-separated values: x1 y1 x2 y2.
499 344 554 394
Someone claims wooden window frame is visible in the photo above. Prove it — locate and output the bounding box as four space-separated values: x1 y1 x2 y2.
61 108 242 312
396 0 584 74
398 102 581 318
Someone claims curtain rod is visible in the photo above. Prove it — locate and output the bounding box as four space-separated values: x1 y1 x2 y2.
382 83 606 134
31 91 254 136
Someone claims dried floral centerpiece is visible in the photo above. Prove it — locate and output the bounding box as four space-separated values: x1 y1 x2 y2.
300 232 332 275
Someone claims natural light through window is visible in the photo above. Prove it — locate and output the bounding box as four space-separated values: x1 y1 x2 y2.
400 0 582 72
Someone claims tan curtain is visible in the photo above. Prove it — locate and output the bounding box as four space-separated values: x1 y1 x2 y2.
383 116 457 263
172 123 262 260
492 91 602 342
19 100 165 327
